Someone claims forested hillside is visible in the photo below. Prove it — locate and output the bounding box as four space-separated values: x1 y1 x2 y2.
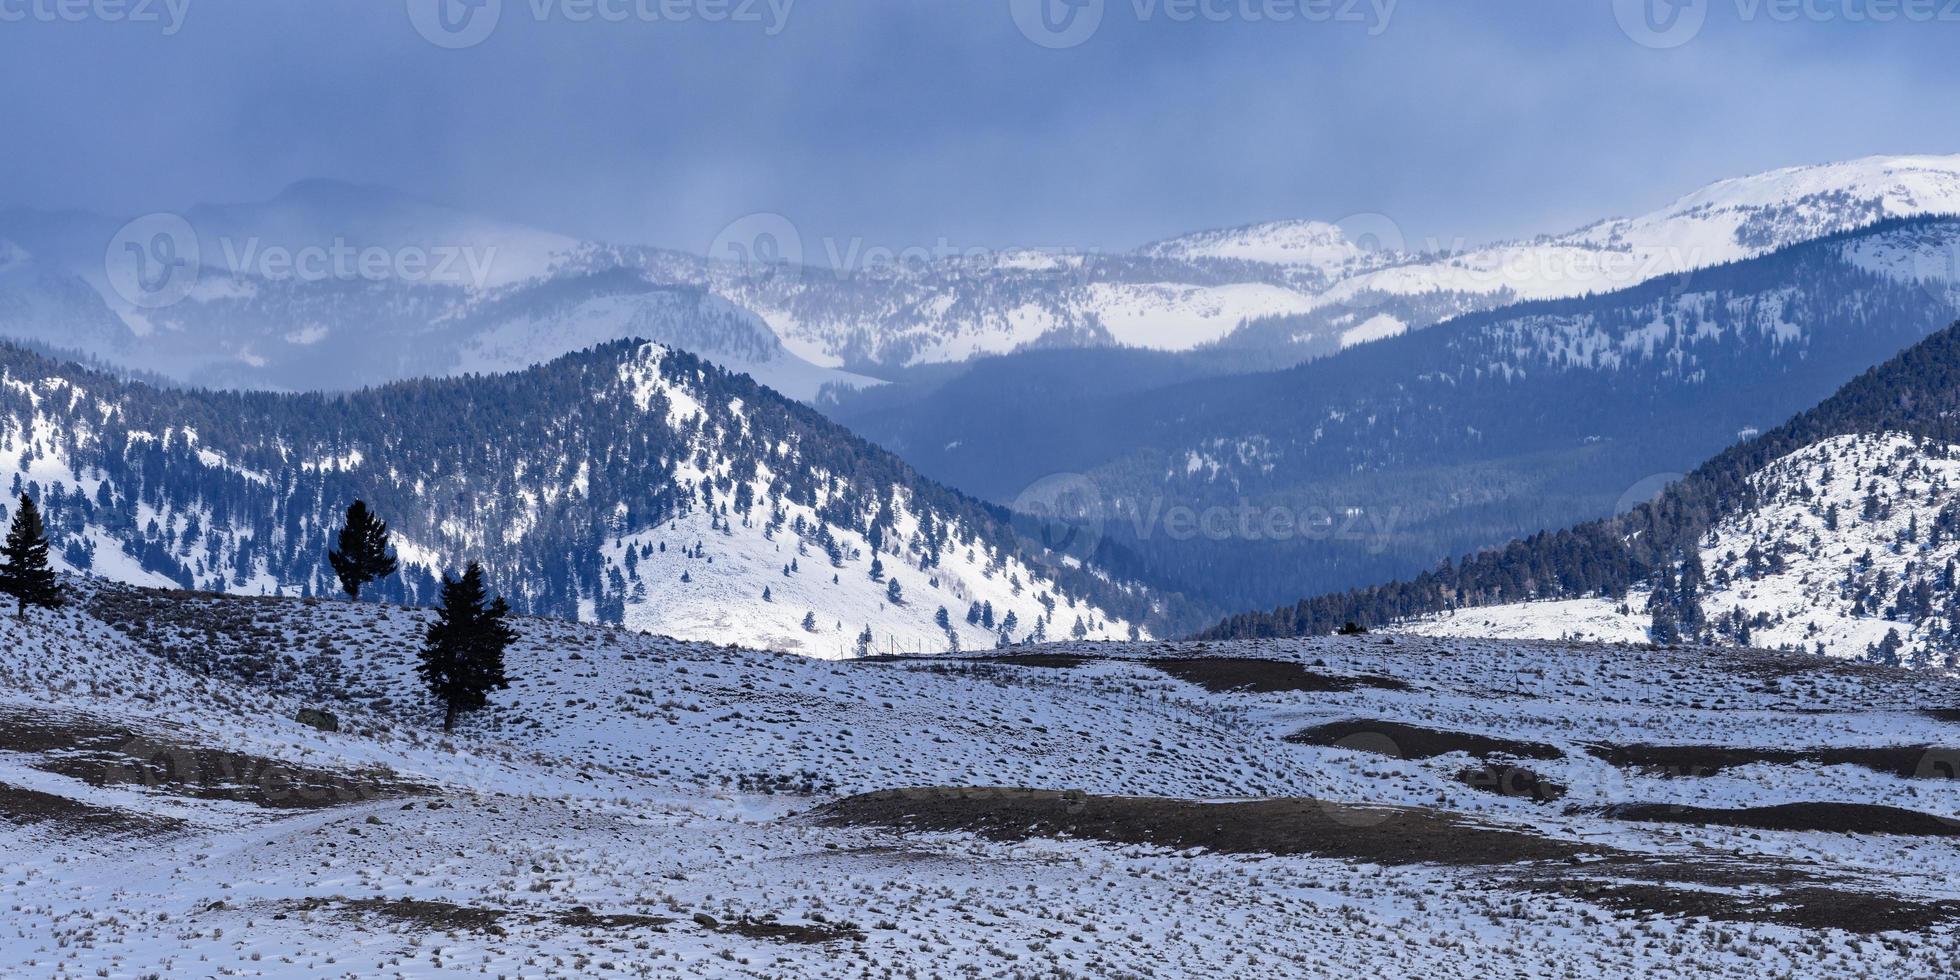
1202 316 1960 647
0 341 1152 652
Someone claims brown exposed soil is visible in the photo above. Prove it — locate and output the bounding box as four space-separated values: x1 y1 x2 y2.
818 787 1960 934
716 917 865 945
2 707 429 809
1456 764 1567 803
1587 742 1960 780
1287 720 1564 761
1147 658 1410 694
972 654 1096 669
0 782 184 835
555 907 674 930
1522 877 1960 934
1603 801 1960 837
816 787 1586 866
288 897 508 934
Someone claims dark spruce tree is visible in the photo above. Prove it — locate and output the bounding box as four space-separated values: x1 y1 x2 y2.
328 501 400 602
0 495 62 620
418 562 515 732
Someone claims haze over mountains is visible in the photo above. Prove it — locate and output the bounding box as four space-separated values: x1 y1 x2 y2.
5 154 1960 390
6 153 1960 651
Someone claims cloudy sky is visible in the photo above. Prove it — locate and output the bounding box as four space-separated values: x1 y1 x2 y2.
2 0 1955 255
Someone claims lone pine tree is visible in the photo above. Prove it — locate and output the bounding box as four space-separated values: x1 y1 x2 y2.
418 562 515 732
328 501 399 601
0 495 62 620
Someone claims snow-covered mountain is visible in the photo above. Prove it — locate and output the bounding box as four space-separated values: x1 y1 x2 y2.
0 340 1150 654
5 155 1958 385
1403 433 1960 669
1209 314 1960 669
1222 153 1960 353
1139 218 1406 276
0 184 877 399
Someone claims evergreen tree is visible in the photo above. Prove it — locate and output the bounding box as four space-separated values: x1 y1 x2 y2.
885 578 903 605
417 562 515 732
0 495 62 620
934 606 951 632
327 501 399 601
801 610 818 632
855 624 874 657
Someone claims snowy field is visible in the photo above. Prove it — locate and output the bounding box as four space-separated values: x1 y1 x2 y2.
3 579 1959 977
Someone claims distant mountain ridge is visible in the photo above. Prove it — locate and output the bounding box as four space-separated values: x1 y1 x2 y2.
833 215 1960 622
5 154 1960 390
0 340 1151 654
1200 314 1960 668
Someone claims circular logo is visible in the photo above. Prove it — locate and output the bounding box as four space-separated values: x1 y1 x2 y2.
1615 472 1686 518
1010 0 1104 49
407 0 502 49
708 212 804 284
104 212 200 310
1915 747 1960 827
1335 212 1407 258
1314 731 1404 828
1613 0 1707 50
1010 472 1108 561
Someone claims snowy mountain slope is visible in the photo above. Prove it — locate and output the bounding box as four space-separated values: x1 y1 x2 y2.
1218 153 1960 353
1139 218 1405 277
0 186 873 399
0 340 1149 651
7 155 1957 385
7 585 1960 976
1207 312 1960 659
1402 433 1960 669
860 216 1960 623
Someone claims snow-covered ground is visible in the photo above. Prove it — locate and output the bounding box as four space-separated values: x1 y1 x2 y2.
1399 432 1960 670
4 580 1959 977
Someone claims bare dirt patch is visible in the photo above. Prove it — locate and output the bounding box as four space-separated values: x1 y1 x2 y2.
287 897 508 934
816 787 1585 866
1456 764 1567 803
0 782 184 836
971 654 1096 669
1147 658 1410 695
1523 876 1960 934
712 916 865 945
819 788 1960 934
1603 801 1960 837
1287 720 1564 761
1587 742 1960 780
554 907 674 930
2 707 429 809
